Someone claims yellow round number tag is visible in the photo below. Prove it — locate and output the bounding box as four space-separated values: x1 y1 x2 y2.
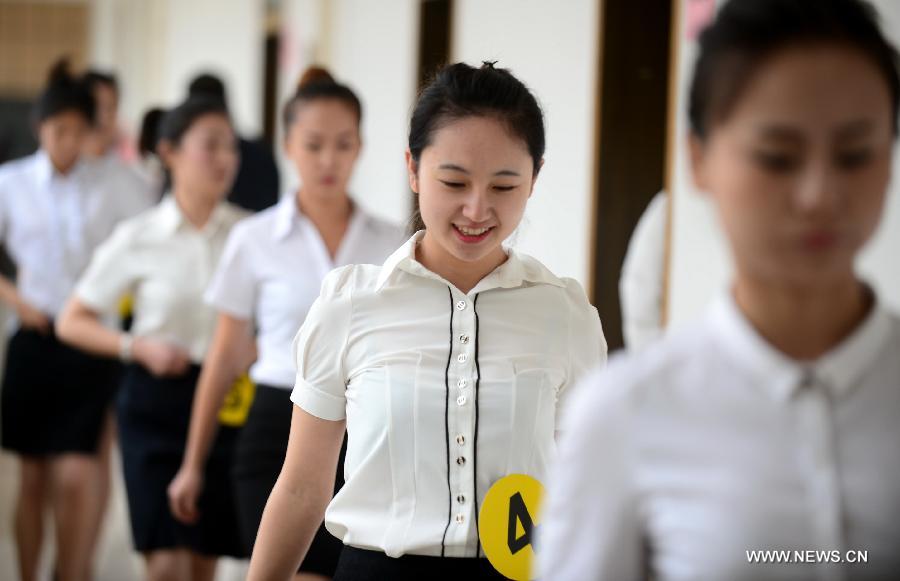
478 474 545 581
218 373 256 427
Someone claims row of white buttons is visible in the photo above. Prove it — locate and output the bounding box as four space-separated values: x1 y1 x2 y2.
454 295 471 529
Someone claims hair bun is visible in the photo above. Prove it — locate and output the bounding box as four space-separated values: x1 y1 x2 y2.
47 57 74 85
297 66 336 91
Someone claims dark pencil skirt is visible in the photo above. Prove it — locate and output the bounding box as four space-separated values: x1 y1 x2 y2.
333 546 509 581
116 363 244 557
1 327 120 457
232 383 346 575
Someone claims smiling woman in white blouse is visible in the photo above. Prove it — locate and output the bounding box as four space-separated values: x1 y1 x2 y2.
245 62 608 581
540 0 900 580
56 97 248 581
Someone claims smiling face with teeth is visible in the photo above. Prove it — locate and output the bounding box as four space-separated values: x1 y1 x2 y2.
406 115 540 291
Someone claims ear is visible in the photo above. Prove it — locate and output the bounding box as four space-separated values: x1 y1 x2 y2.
688 132 711 194
156 139 176 169
405 149 419 193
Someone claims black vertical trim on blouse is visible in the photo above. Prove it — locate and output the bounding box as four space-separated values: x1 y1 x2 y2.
472 293 482 558
440 286 454 557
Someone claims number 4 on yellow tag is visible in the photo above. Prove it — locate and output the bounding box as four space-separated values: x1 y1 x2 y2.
218 373 255 427
478 474 545 580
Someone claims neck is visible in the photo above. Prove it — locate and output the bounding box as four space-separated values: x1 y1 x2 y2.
733 274 872 361
417 231 508 294
172 187 218 229
83 138 109 158
49 156 76 176
295 188 352 227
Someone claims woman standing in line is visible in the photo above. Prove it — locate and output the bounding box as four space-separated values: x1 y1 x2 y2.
540 0 900 579
57 97 248 581
0 60 146 581
168 67 405 580
246 62 608 580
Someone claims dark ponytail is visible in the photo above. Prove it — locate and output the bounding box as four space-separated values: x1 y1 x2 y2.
33 58 95 126
282 65 363 129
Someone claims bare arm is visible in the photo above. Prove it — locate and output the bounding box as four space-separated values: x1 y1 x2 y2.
168 312 255 523
0 275 51 334
56 296 191 377
247 406 345 581
56 297 127 358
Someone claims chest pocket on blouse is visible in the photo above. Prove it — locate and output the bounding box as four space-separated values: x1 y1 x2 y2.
477 360 563 477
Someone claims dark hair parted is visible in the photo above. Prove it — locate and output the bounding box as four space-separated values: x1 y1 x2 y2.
156 97 230 149
282 66 363 129
33 58 95 126
83 69 118 96
689 0 900 139
406 61 545 233
409 61 545 172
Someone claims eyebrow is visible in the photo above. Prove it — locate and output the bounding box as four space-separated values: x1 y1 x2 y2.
755 125 803 143
438 163 521 177
834 119 875 140
302 130 357 139
755 119 878 143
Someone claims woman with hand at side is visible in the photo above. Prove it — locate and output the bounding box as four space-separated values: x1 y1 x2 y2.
57 97 248 581
167 67 404 581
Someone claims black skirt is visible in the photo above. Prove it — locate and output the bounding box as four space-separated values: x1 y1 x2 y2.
1 327 121 457
333 546 509 581
116 364 244 557
232 383 345 575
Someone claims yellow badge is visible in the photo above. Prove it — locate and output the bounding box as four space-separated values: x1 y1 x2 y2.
218 373 255 427
478 473 545 581
117 293 134 319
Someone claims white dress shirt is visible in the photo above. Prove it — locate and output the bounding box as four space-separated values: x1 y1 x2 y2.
205 194 405 387
540 291 900 581
0 151 152 319
619 191 668 351
88 152 158 212
75 196 248 363
290 232 608 558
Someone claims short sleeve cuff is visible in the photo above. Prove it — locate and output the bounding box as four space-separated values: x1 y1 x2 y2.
203 287 253 319
290 379 346 421
74 283 119 316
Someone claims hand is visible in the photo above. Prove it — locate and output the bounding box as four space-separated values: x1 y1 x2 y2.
168 465 204 524
133 337 192 377
15 299 51 335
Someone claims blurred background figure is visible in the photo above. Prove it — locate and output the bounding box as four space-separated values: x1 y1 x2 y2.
0 59 145 581
81 69 127 160
57 97 249 581
619 190 669 351
169 66 404 581
541 0 900 579
136 107 168 200
187 73 280 213
82 70 157 216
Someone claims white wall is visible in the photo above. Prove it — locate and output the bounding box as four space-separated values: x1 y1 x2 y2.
326 0 420 226
90 0 265 138
453 0 600 287
667 0 900 329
